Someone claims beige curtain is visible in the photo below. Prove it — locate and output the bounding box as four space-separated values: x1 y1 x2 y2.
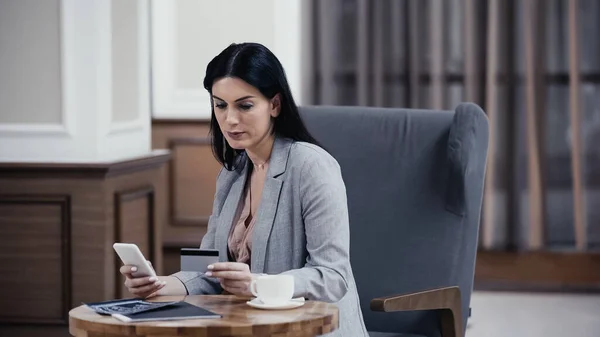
311 0 600 251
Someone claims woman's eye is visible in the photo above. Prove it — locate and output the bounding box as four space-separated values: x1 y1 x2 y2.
239 104 253 111
215 103 226 110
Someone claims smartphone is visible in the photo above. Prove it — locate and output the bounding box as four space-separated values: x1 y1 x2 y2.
113 243 156 278
180 248 219 273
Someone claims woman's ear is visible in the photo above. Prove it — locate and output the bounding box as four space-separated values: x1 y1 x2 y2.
270 94 281 118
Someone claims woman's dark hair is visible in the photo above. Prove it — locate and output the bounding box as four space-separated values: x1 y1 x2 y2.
203 42 320 170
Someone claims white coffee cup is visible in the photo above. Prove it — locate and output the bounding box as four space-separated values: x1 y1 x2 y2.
250 274 294 305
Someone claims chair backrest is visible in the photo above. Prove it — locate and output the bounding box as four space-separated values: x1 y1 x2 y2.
299 103 489 337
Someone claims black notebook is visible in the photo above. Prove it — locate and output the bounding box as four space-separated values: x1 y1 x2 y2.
85 299 221 322
112 301 221 322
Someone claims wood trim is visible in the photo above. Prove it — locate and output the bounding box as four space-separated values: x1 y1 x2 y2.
169 215 211 227
370 286 462 337
167 137 212 227
482 0 500 250
474 282 600 294
114 186 156 299
0 195 71 325
0 150 171 178
168 137 212 146
523 0 546 250
567 0 587 251
475 250 600 292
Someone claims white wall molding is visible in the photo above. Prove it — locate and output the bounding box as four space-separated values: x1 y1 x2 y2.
0 0 151 163
0 0 75 139
150 0 210 119
100 0 151 160
273 0 304 105
150 0 309 120
0 124 71 137
106 0 149 138
0 0 101 161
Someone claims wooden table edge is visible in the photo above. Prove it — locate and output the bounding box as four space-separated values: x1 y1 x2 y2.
68 295 339 337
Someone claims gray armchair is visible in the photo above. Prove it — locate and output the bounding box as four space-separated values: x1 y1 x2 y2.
299 103 489 337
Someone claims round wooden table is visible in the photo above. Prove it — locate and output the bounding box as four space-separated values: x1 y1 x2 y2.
69 295 338 337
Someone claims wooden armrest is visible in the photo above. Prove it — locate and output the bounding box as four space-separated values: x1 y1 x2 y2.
370 286 462 337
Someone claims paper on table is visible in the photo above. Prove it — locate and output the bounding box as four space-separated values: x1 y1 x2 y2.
85 299 180 316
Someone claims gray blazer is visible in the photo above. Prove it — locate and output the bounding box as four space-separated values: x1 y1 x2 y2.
173 136 368 336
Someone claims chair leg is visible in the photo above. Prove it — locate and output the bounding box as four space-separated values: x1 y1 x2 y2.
441 308 461 337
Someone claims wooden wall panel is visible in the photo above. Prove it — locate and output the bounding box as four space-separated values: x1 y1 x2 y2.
0 152 169 337
475 251 600 292
152 121 220 252
114 186 155 299
152 120 221 275
0 195 71 324
163 246 183 276
0 326 68 337
169 138 220 227
105 165 167 295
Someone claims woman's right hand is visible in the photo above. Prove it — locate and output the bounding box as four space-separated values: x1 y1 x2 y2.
119 261 167 298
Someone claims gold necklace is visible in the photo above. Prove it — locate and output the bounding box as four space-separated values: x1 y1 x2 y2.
248 152 268 170
252 158 268 170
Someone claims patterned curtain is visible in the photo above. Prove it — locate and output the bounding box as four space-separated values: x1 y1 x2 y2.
310 0 600 251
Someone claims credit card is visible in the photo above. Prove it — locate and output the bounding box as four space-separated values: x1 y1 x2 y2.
180 248 219 273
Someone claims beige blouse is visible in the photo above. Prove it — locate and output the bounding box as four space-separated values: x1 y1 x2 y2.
227 162 267 265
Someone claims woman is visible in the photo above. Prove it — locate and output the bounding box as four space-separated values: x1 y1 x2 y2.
120 42 368 336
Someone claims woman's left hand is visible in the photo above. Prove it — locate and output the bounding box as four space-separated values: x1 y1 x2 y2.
205 262 257 297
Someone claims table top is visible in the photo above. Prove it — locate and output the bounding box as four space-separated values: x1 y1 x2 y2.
69 295 339 337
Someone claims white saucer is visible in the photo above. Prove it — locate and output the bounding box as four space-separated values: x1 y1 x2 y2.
246 297 305 310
